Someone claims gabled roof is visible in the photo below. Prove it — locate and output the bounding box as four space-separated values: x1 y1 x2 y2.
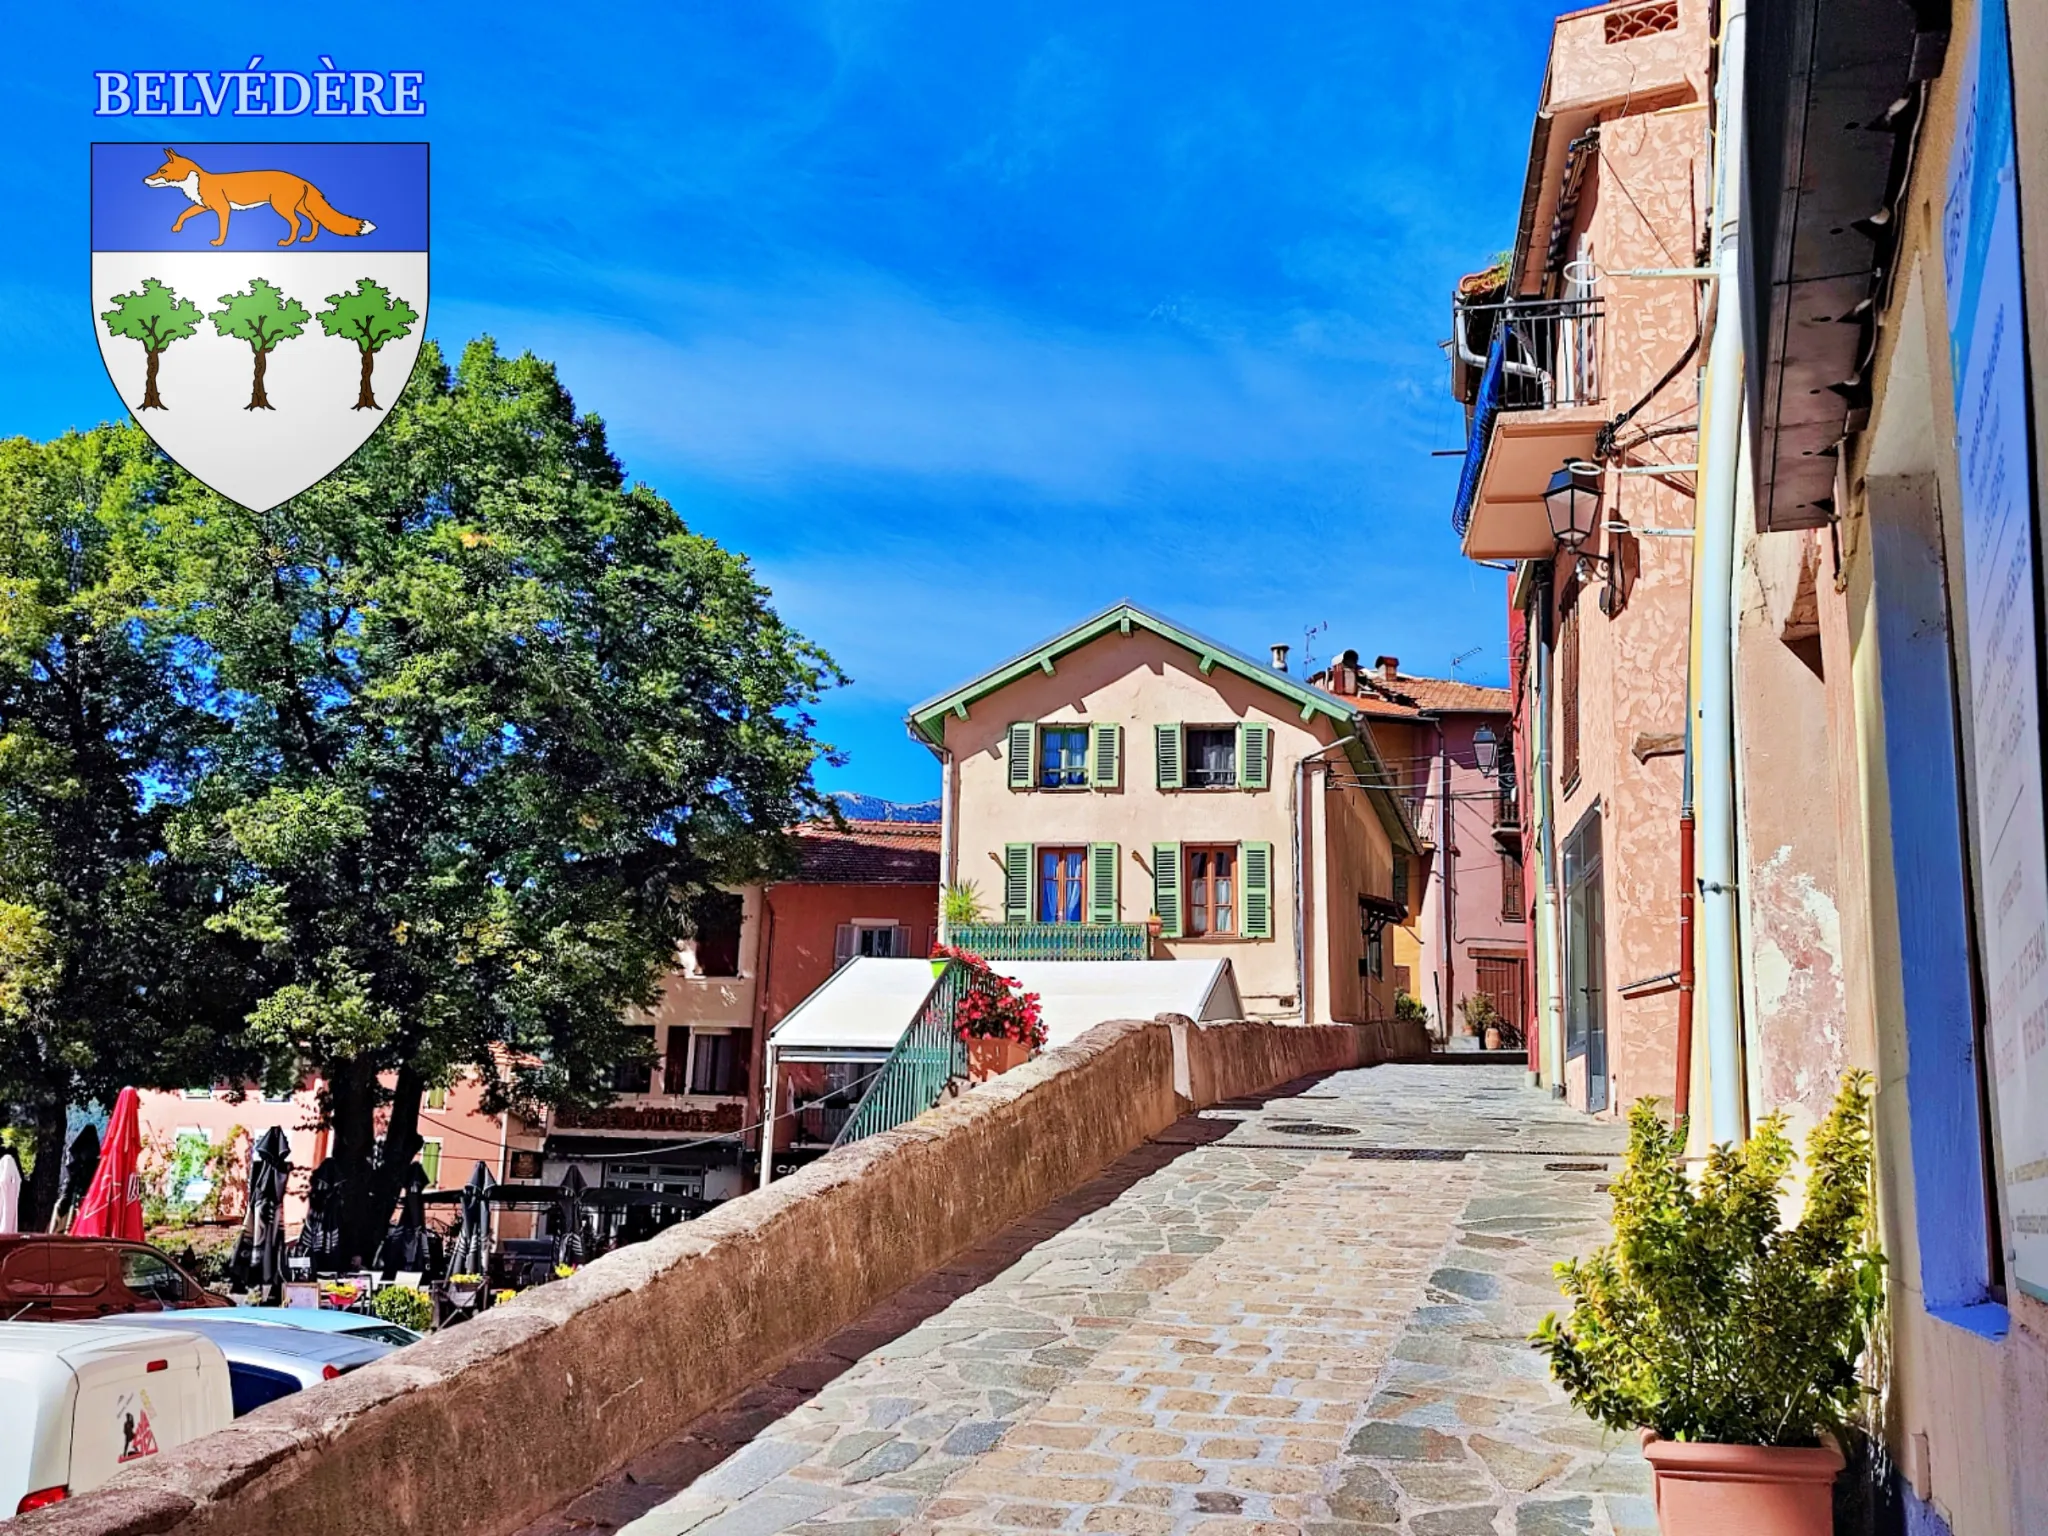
906 600 1357 748
905 601 1420 856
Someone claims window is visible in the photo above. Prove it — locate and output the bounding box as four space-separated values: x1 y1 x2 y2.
1186 728 1237 788
1501 849 1526 921
1039 725 1089 788
609 1026 655 1095
182 1086 210 1099
689 1031 745 1096
689 890 744 977
1038 846 1087 924
834 922 911 968
426 1086 448 1110
119 1248 187 1305
1185 846 1237 937
1366 928 1383 979
418 1138 442 1185
1559 601 1581 791
1391 855 1409 914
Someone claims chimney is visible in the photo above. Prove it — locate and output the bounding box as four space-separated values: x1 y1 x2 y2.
1375 654 1399 680
1270 644 1291 673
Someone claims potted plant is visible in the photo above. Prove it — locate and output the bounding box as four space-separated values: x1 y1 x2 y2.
932 946 1047 1079
1532 1072 1884 1535
1458 993 1504 1049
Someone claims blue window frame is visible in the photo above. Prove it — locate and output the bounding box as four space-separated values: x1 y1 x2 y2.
1039 727 1089 788
1038 846 1086 923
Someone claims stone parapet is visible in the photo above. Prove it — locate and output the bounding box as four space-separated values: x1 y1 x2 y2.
23 1016 1425 1536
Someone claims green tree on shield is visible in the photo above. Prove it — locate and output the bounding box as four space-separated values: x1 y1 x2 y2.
100 279 203 410
210 279 311 411
316 279 419 411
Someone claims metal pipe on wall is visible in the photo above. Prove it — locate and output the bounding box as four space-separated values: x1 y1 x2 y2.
1694 0 1750 1144
1530 564 1567 1092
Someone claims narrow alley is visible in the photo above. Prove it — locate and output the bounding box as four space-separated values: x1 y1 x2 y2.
521 1066 1642 1536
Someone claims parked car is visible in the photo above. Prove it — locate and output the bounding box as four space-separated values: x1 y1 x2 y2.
115 1314 393 1417
0 1322 233 1517
0 1237 225 1323
194 1305 422 1348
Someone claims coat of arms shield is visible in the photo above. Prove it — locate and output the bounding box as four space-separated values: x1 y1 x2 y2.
92 142 428 511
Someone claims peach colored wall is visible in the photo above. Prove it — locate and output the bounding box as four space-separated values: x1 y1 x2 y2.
939 627 1396 1022
1544 1 1707 117
1534 65 1702 1114
137 1073 540 1232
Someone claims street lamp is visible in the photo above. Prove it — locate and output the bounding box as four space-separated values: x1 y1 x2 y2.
1544 459 1611 579
1472 723 1499 778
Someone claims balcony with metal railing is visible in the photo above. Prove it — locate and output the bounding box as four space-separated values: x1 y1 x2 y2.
948 922 1153 962
1449 292 1609 561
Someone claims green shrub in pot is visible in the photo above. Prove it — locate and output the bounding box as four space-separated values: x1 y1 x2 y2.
1532 1071 1885 1447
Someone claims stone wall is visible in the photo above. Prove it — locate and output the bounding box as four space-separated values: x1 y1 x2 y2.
26 1017 1424 1536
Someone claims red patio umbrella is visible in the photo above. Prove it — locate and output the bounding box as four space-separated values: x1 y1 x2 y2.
71 1087 144 1241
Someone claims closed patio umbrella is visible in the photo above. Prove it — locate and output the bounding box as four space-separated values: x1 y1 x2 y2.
230 1128 291 1297
54 1123 101 1230
0 1154 21 1235
293 1156 350 1274
72 1088 143 1241
445 1161 495 1278
375 1162 442 1278
552 1165 590 1267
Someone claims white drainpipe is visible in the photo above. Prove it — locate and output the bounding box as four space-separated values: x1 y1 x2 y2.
936 748 955 945
1696 0 1749 1145
1530 574 1566 1092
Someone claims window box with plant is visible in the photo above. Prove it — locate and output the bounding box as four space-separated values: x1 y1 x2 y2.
1532 1073 1884 1536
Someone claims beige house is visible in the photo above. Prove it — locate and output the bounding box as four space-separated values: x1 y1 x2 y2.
908 602 1421 1024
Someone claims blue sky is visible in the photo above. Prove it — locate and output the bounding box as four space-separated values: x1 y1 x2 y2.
6 2 1552 802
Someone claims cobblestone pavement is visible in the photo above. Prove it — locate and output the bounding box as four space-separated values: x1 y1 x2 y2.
516 1065 1645 1536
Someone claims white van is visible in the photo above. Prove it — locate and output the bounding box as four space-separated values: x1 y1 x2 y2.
0 1323 233 1518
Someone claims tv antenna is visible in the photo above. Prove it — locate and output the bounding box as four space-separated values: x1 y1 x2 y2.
1301 620 1328 675
1449 645 1482 677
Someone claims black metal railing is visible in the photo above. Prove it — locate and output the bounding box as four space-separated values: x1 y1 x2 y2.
1458 295 1604 411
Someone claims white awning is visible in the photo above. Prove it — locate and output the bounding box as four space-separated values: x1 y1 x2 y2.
768 958 943 1055
766 955 1241 1057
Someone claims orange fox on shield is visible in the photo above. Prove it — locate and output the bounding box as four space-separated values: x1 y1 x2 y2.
144 148 377 248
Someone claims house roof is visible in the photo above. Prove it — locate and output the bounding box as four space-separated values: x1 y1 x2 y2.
904 600 1420 856
1364 673 1512 716
905 600 1358 748
790 820 940 885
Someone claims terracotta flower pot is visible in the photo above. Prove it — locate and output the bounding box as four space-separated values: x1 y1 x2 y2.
965 1035 1033 1081
1484 1026 1502 1050
1642 1434 1843 1536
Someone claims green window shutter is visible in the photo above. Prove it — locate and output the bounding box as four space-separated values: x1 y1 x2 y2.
1088 842 1120 924
1237 722 1271 789
1154 723 1183 789
1090 722 1121 789
1240 841 1274 939
1152 842 1183 938
1003 843 1032 923
1006 723 1036 791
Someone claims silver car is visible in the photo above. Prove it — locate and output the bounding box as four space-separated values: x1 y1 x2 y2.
117 1313 394 1416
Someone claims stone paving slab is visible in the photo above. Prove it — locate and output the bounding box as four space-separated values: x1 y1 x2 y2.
515 1066 1638 1536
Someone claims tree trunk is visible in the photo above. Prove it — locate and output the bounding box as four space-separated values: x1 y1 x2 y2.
361 1065 425 1261
354 346 378 411
246 348 273 411
325 1059 380 1267
140 348 165 410
21 1100 68 1233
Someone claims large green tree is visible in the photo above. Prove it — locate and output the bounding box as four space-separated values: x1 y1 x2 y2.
100 279 203 411
158 339 840 1255
210 279 311 411
316 278 419 411
0 428 265 1226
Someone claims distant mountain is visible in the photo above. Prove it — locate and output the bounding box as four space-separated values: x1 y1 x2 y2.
830 792 942 823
